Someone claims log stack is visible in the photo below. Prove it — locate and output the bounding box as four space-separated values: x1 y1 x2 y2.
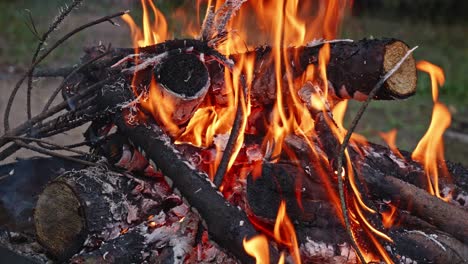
2 37 467 264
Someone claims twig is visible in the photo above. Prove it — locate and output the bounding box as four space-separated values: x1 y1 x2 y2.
213 72 248 188
27 0 84 120
3 10 128 132
33 66 75 77
0 75 115 152
333 46 418 263
42 50 110 112
200 5 215 41
12 139 96 167
4 136 91 157
23 9 40 40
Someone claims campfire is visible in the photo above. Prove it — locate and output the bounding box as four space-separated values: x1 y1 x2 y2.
0 0 467 263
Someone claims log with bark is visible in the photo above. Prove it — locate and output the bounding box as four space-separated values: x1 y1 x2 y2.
5 28 467 263
62 38 417 110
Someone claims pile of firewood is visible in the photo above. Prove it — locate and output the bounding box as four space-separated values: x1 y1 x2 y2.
0 1 467 264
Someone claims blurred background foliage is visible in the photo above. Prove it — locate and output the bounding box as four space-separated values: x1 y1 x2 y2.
0 0 466 164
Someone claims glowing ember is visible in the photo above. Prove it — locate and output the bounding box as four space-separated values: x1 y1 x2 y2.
381 203 398 229
120 0 451 262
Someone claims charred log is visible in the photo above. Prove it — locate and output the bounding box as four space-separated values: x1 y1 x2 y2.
0 157 85 234
77 38 417 107
34 167 170 260
113 112 279 264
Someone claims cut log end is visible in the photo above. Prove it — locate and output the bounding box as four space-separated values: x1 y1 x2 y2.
155 53 210 98
34 182 86 260
383 41 417 98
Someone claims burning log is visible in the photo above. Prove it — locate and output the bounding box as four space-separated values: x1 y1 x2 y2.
34 167 173 260
93 38 417 106
151 52 211 125
111 111 279 264
233 38 417 105
0 157 85 235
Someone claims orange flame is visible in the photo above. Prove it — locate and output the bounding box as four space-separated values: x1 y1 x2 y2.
123 1 401 262
413 61 451 200
379 129 404 159
243 201 301 263
274 201 301 264
412 102 451 199
416 61 445 102
122 0 169 48
243 235 270 264
381 203 398 229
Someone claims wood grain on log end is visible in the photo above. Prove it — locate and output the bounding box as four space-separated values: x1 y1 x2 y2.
383 41 417 98
34 182 86 260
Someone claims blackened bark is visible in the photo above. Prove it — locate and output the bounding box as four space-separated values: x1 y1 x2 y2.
113 111 279 264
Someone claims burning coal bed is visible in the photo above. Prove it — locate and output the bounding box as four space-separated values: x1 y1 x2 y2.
0 1 467 264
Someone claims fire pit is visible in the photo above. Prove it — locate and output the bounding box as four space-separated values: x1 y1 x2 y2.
0 1 467 263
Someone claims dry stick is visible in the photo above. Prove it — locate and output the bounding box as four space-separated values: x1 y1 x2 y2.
4 136 90 157
12 139 96 167
42 51 110 112
3 10 128 132
27 0 84 120
334 46 418 264
213 73 248 187
0 76 115 161
33 66 75 77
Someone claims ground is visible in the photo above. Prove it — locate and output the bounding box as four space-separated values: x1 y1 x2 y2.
0 0 467 166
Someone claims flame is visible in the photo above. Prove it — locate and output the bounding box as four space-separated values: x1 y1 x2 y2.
274 201 301 264
416 61 445 102
123 1 401 262
412 102 451 199
122 0 169 48
379 129 404 159
243 201 301 264
243 235 270 264
413 61 451 200
381 203 398 229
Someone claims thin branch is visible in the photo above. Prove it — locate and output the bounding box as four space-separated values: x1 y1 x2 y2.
42 50 110 112
0 75 116 152
33 66 75 77
4 136 90 157
12 139 96 167
27 0 84 120
23 9 41 40
3 10 128 132
200 5 215 41
333 46 418 263
213 68 248 188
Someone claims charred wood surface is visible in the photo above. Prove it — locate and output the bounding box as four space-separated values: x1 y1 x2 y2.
81 38 417 106
0 157 85 234
34 167 169 260
234 38 417 105
113 112 278 264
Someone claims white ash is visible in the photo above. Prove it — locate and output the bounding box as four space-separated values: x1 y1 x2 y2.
245 145 263 163
400 255 417 264
214 133 231 151
170 204 190 218
306 38 354 48
124 200 139 224
407 230 446 252
454 192 468 207
302 237 335 259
